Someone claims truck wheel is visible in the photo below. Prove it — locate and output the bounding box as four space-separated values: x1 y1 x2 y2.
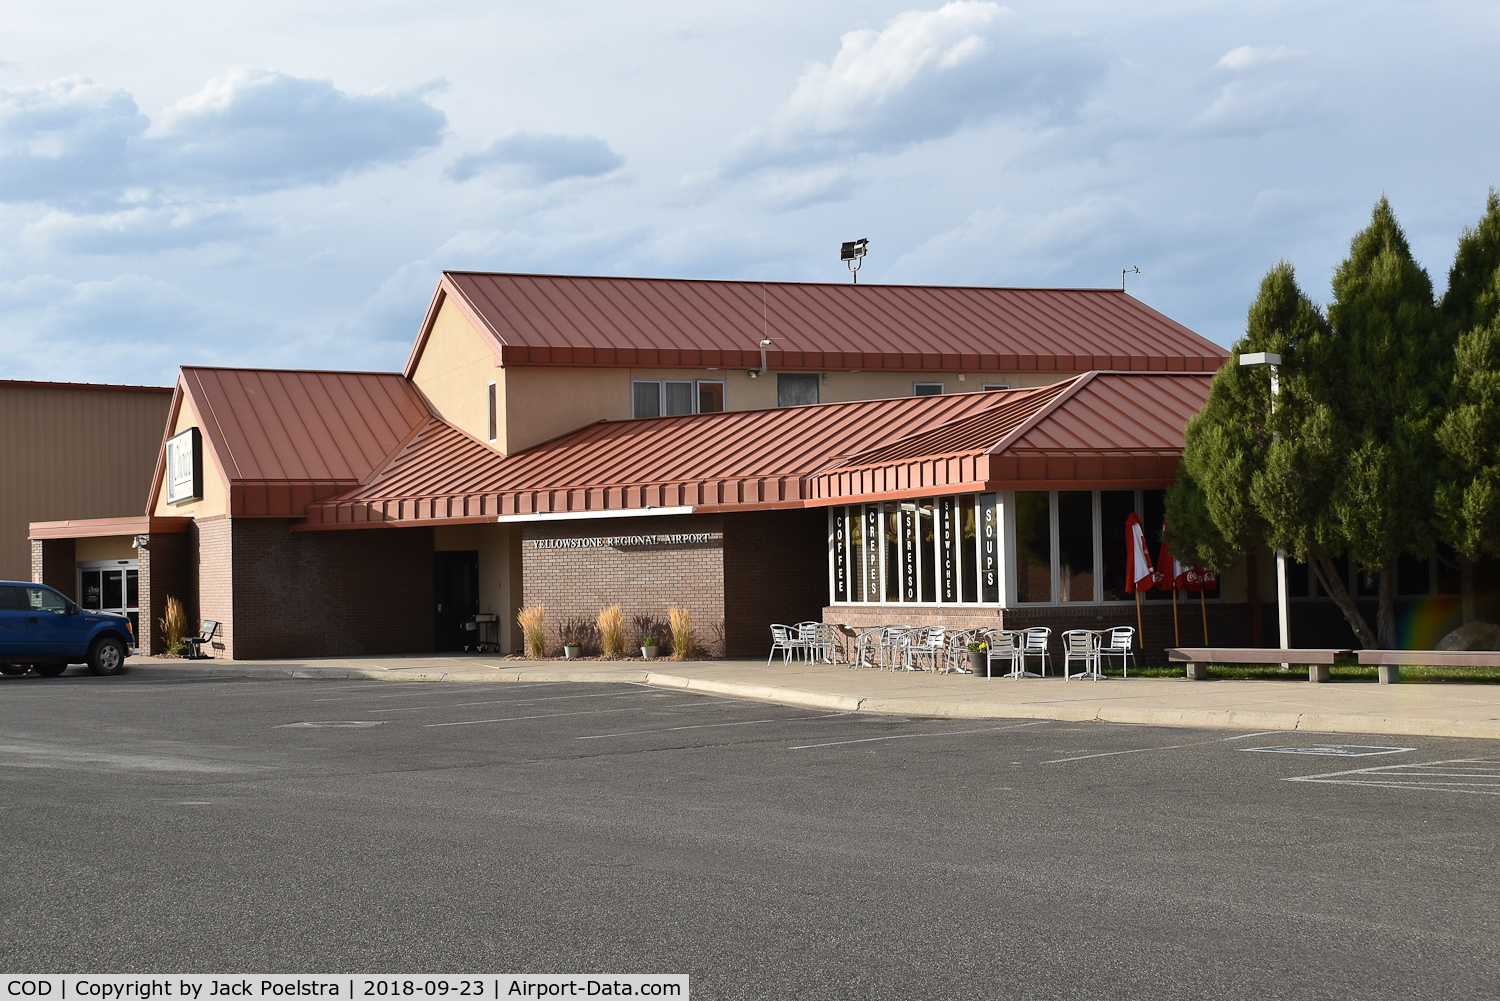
33 664 66 678
88 637 127 676
0 664 29 676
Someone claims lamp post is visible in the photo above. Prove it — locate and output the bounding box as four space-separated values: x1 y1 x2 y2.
1238 351 1289 654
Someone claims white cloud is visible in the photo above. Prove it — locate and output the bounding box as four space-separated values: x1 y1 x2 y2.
149 69 447 193
722 2 1107 176
446 130 624 185
1216 45 1300 71
25 203 266 255
0 77 147 208
0 69 447 208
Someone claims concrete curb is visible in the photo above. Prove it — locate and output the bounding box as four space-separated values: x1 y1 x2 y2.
117 661 1500 740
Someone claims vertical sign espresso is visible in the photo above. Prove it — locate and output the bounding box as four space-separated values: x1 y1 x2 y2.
833 507 848 602
939 496 957 602
901 505 918 602
981 492 1000 603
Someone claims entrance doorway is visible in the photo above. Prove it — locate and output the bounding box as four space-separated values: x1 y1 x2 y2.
78 560 139 638
434 550 479 651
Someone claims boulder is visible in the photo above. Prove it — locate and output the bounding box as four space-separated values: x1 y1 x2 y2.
1435 621 1500 652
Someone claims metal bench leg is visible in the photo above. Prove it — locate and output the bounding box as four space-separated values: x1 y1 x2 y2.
1309 664 1330 683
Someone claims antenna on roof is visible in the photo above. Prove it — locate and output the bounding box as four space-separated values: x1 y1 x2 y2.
1121 265 1140 291
841 238 869 284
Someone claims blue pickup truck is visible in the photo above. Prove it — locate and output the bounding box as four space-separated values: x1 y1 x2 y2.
0 581 134 677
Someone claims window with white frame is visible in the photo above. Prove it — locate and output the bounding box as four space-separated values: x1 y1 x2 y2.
913 382 944 396
829 494 1000 605
632 379 725 418
829 488 1218 606
982 383 1011 391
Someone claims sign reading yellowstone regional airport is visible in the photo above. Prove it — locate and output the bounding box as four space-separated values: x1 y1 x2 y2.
530 533 714 549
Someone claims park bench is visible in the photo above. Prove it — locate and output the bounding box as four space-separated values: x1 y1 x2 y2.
1355 650 1500 684
1167 647 1352 683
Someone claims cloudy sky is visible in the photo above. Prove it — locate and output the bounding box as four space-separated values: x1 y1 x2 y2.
2 0 1497 385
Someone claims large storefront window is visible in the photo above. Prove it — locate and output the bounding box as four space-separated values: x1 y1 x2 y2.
830 488 1221 607
830 493 1000 606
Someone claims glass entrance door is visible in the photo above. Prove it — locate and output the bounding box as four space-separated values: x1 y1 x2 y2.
78 560 139 638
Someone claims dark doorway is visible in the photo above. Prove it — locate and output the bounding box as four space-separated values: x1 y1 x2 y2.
434 550 480 651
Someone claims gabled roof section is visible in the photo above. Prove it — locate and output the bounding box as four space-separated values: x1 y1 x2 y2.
403 272 1228 378
809 372 1213 501
165 367 433 517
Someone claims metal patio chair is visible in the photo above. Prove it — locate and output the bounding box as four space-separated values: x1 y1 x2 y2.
768 624 807 666
1019 627 1052 678
1098 626 1136 678
849 625 884 669
1062 629 1104 681
982 629 1024 679
907 626 948 673
879 625 914 671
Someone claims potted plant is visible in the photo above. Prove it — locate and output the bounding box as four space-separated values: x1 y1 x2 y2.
564 641 582 660
967 640 989 678
641 635 660 660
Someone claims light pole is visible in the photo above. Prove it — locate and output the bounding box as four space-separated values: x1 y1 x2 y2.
1238 351 1289 654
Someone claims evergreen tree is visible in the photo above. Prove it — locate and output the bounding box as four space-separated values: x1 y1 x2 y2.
1437 190 1500 620
1169 261 1380 647
1324 197 1448 648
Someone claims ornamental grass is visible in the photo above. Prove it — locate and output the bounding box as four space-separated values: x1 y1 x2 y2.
159 596 188 655
597 604 626 659
668 606 695 661
516 604 548 658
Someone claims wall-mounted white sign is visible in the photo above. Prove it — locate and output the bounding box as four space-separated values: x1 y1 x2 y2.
165 427 203 504
530 533 714 550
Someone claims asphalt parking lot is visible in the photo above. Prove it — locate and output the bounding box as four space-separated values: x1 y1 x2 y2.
2 675 1498 1000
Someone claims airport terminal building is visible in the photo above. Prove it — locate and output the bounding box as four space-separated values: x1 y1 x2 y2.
31 272 1395 661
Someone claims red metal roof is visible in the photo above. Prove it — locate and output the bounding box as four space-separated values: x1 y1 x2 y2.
169 367 432 517
404 272 1228 376
809 372 1212 501
300 372 1211 528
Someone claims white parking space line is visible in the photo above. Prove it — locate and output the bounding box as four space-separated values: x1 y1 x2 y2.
1043 730 1286 764
790 720 1044 750
1287 758 1500 795
367 688 676 713
579 711 850 739
311 684 523 703
425 706 655 727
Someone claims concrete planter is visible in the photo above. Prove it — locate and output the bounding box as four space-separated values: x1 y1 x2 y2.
641 646 659 660
968 650 989 677
564 646 581 660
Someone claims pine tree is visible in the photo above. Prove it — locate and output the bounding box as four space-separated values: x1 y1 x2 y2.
1169 260 1380 648
1437 190 1500 620
1324 197 1448 648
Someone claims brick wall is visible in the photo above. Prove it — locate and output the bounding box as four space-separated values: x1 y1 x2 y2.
521 516 726 655
197 517 234 657
228 519 434 659
30 538 76 597
723 510 828 657
139 531 196 655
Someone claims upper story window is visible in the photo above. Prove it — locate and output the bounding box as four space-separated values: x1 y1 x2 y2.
983 383 1011 391
487 382 497 442
632 380 725 419
777 373 819 407
913 382 944 396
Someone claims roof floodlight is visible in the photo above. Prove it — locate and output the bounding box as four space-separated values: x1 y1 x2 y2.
841 238 869 283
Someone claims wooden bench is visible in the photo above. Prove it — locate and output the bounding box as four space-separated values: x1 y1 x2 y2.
1356 650 1500 684
1167 647 1352 683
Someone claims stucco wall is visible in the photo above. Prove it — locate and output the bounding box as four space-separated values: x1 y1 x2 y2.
152 394 229 519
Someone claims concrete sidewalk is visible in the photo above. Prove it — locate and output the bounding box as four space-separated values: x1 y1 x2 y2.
117 652 1500 741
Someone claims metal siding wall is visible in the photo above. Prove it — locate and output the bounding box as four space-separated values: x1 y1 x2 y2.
0 385 171 580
